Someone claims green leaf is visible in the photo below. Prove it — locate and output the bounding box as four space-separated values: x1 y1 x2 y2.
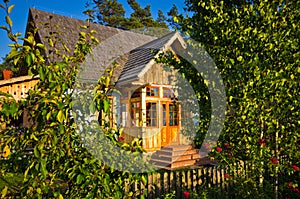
25 54 32 66
56 110 65 123
1 186 8 198
237 56 243 62
41 158 48 179
0 25 8 31
103 99 110 113
34 146 40 158
141 175 147 185
10 102 18 116
76 174 84 184
230 59 235 65
7 5 15 14
89 103 96 114
46 112 51 120
5 15 12 27
48 38 54 47
36 43 45 49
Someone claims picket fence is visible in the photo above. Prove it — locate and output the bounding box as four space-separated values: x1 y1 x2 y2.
129 161 284 199
129 165 230 199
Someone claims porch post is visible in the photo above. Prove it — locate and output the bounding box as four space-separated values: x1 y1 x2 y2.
140 87 147 149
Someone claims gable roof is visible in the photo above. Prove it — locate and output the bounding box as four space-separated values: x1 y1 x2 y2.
117 32 186 84
26 8 158 63
26 8 157 81
26 9 186 84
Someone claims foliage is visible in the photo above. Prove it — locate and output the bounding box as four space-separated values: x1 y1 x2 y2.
84 0 168 29
0 0 150 198
167 0 300 198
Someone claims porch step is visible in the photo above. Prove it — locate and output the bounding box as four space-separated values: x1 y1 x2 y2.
150 145 205 170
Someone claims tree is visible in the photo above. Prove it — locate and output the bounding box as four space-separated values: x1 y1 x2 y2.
84 0 126 28
164 0 299 197
156 10 168 28
0 1 149 197
166 4 181 30
84 0 168 30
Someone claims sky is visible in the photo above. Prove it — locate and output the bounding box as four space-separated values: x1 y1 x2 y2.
0 0 186 63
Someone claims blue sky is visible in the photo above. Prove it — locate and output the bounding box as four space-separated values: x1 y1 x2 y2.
0 0 185 62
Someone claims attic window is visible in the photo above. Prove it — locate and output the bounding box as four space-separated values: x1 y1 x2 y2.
146 87 159 97
163 87 174 98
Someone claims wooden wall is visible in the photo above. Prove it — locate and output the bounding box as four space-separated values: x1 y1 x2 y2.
0 76 39 101
141 62 177 86
0 76 39 128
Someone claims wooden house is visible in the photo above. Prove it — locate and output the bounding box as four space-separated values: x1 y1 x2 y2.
115 32 191 152
0 8 213 169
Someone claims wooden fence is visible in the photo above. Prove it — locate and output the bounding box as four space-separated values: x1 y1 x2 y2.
130 160 292 199
145 165 228 198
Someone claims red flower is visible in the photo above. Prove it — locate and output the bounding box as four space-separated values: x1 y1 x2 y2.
224 143 230 149
288 183 294 188
270 157 279 165
118 136 125 142
290 165 299 171
224 173 231 179
183 191 190 199
291 188 300 194
258 138 265 145
258 138 267 147
216 147 222 152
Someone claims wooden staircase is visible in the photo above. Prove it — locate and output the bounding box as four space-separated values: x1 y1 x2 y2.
150 145 213 170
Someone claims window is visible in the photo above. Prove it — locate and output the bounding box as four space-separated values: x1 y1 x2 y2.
146 87 159 97
131 89 141 98
131 102 141 126
169 104 178 126
121 103 127 127
146 102 157 126
162 103 179 126
163 87 174 98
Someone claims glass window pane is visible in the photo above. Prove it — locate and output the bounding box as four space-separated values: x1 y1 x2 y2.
146 102 157 126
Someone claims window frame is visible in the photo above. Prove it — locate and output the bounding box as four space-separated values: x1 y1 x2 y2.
146 86 159 97
146 101 158 127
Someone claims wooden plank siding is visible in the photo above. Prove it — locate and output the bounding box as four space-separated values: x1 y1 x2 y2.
141 63 177 86
0 76 39 129
0 76 39 101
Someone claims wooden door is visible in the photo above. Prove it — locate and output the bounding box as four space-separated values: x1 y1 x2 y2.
161 102 179 147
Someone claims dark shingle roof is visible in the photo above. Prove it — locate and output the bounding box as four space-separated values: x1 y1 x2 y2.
27 8 157 81
117 32 182 83
26 9 184 84
28 8 123 61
